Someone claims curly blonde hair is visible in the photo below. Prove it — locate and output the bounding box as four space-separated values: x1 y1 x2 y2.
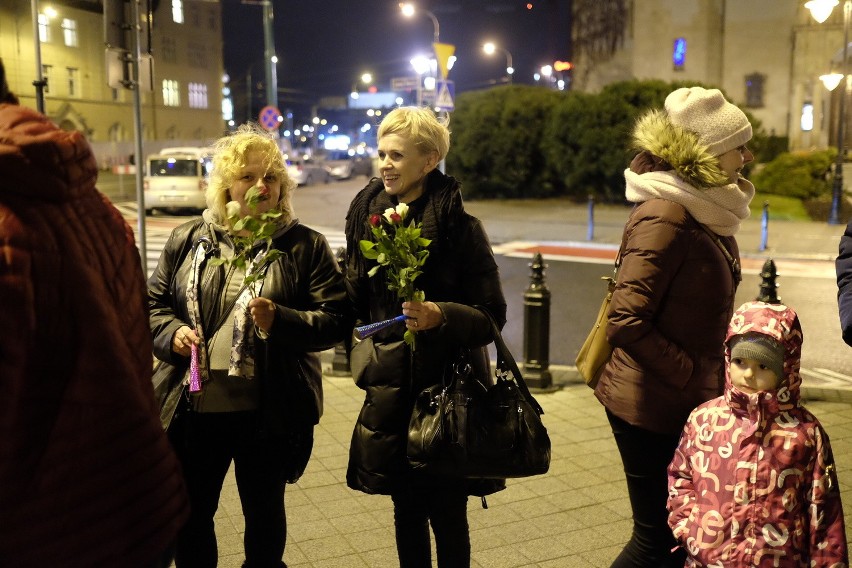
377 107 450 161
206 123 296 227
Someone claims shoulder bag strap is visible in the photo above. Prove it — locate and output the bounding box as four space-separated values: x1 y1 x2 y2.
476 307 545 416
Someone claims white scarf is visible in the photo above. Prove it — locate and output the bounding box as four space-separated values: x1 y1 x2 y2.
624 169 754 236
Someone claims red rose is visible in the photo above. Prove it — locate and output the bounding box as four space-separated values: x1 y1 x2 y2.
390 212 402 224
369 214 381 227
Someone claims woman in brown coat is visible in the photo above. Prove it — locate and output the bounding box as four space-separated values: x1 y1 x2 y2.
594 87 755 567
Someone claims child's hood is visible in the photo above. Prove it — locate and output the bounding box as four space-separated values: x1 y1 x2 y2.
724 301 803 408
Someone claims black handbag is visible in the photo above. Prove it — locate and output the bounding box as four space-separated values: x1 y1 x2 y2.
406 310 551 479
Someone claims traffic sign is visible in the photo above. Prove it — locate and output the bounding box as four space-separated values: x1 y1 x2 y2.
433 42 455 80
434 80 455 112
258 105 281 131
391 76 420 91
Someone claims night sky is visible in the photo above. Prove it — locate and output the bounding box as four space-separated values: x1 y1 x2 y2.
221 0 570 123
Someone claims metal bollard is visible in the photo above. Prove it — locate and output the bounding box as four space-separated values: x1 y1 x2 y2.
587 195 595 241
328 247 351 377
759 201 769 252
756 258 781 304
523 252 553 389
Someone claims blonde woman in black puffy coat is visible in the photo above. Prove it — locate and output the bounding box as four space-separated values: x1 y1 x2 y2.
344 107 507 568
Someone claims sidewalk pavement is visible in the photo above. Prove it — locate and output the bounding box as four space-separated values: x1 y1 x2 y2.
158 197 852 566
206 360 852 567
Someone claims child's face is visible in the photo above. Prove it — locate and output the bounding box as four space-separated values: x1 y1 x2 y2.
730 356 780 394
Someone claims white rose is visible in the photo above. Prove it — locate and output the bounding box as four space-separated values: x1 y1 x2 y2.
395 202 409 219
383 207 396 223
225 200 242 219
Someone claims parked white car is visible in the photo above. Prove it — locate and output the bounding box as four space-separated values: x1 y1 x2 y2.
143 147 213 214
323 150 374 180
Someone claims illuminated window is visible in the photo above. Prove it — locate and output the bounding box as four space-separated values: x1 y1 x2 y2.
745 73 765 108
172 0 184 24
62 18 78 47
163 79 180 106
38 14 51 43
801 102 814 131
673 38 686 71
188 83 208 108
67 67 79 97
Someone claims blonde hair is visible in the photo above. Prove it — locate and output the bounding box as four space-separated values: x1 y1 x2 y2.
377 107 450 161
206 123 295 227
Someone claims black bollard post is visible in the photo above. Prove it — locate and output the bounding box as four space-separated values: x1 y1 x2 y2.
756 258 781 304
523 252 553 389
328 247 351 377
759 201 769 252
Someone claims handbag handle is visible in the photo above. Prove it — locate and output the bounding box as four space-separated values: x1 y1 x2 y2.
476 307 545 416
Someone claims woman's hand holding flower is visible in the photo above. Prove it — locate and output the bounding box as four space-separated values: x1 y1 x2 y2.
359 202 430 348
402 300 443 331
248 297 276 333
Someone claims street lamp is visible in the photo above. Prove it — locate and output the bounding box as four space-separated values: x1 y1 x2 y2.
31 0 54 112
350 72 373 101
806 0 851 224
400 2 440 42
242 0 278 111
483 42 514 84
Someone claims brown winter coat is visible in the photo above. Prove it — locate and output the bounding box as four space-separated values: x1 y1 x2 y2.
594 198 740 435
0 103 188 566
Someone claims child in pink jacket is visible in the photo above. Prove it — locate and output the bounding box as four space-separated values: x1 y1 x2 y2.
667 301 847 567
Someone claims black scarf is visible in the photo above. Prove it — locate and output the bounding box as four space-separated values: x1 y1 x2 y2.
344 170 465 278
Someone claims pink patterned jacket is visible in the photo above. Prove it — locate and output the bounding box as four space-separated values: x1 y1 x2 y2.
668 301 848 567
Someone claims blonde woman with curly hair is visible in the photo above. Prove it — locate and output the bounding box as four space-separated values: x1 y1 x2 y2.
148 122 348 567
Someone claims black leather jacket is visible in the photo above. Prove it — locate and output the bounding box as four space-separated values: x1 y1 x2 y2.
148 217 348 437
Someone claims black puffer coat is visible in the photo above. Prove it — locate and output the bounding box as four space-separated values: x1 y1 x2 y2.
838 218 852 347
148 217 348 478
344 171 507 495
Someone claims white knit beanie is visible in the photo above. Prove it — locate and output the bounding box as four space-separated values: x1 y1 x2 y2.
664 87 752 157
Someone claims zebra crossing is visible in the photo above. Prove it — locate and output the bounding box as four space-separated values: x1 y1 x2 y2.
116 207 346 277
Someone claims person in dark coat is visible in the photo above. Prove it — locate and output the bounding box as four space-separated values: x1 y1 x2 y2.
0 59 188 567
837 217 852 346
595 87 756 567
344 106 507 568
148 123 348 567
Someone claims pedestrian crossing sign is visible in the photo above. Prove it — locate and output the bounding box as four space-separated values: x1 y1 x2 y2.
435 80 455 112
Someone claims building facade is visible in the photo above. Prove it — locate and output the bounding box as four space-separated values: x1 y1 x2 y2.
0 0 224 166
574 0 846 153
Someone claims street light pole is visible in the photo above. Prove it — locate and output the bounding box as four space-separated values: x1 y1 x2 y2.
808 0 851 224
30 0 47 112
483 42 514 84
400 3 439 42
830 0 851 224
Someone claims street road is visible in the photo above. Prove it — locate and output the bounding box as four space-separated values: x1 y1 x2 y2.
101 173 851 380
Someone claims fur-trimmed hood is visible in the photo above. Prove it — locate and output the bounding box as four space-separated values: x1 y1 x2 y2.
632 109 731 189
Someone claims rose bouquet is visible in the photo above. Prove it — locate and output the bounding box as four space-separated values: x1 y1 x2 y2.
188 186 283 392
358 202 431 347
